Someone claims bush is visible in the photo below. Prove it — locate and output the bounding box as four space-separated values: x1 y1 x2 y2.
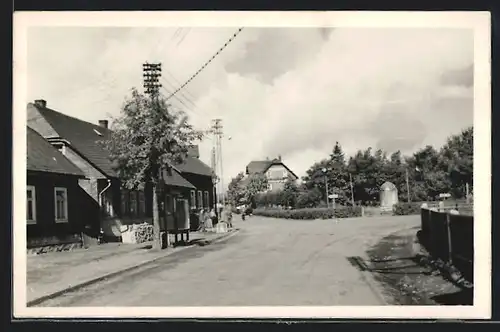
393 202 422 216
253 207 362 220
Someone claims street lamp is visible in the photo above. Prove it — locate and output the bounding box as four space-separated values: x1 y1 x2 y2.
405 165 421 203
322 167 330 208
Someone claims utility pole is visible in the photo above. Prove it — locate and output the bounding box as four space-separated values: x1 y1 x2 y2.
142 62 165 249
143 63 162 95
211 119 225 207
405 168 411 203
210 146 218 212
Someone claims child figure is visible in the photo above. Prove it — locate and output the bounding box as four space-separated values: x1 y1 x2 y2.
204 208 213 230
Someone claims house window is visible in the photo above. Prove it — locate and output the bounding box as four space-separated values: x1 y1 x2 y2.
197 190 203 209
121 191 129 216
138 191 146 216
130 191 138 216
54 187 68 223
190 190 196 208
27 185 36 224
166 194 173 214
203 191 209 208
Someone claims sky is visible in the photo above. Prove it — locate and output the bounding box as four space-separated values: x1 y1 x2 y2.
27 27 474 190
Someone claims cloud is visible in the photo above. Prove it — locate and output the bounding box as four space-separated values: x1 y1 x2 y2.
440 64 474 87
27 27 474 188
224 28 331 84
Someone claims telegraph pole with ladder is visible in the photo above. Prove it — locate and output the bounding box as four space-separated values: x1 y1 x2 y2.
142 62 167 249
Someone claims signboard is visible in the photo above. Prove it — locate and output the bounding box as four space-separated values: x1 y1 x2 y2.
439 193 451 198
328 194 338 199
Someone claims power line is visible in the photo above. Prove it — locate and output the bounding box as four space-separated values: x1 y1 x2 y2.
165 27 244 102
176 28 191 46
164 69 197 100
161 77 198 110
160 85 206 120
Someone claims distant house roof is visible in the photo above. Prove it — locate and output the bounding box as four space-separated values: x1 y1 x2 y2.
28 102 117 177
246 160 272 174
245 158 298 179
27 126 85 178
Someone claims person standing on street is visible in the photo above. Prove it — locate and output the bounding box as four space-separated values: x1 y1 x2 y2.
197 208 206 232
204 208 213 230
227 204 233 228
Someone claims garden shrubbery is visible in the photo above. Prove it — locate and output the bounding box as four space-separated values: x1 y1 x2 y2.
392 202 422 216
253 206 362 220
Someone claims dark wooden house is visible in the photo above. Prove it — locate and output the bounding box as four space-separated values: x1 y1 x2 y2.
27 126 87 251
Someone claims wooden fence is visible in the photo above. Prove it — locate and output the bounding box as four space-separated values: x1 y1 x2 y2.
419 207 473 283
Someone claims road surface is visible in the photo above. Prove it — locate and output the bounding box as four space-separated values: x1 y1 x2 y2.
38 215 420 306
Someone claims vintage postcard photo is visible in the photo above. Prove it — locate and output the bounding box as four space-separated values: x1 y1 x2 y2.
13 11 491 319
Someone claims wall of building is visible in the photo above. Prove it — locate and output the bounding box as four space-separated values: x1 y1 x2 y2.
266 164 297 191
27 172 84 248
179 173 215 211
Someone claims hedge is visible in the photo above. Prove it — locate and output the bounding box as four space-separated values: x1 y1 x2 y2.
392 202 422 216
253 207 363 220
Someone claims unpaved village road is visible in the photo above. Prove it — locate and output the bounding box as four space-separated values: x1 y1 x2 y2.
40 215 420 306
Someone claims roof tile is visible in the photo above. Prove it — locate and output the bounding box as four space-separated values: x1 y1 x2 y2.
27 127 85 177
29 103 117 177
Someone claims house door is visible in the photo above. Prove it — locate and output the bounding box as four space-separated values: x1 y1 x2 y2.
175 198 190 231
164 194 176 232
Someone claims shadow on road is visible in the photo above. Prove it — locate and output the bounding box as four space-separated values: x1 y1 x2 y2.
352 229 473 306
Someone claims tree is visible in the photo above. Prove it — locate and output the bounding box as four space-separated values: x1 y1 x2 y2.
328 141 350 205
100 88 203 250
227 172 245 206
296 187 323 209
347 148 382 204
279 178 300 207
407 145 450 201
439 127 473 198
244 172 268 207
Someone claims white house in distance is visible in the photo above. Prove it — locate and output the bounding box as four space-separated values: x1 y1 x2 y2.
244 156 299 192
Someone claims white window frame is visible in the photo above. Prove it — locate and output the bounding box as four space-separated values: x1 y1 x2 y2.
130 191 138 216
197 190 203 209
203 191 209 208
54 187 69 223
190 190 196 208
138 191 146 216
121 191 129 216
27 185 36 224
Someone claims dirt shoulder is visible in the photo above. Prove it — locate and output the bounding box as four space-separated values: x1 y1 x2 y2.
364 227 473 305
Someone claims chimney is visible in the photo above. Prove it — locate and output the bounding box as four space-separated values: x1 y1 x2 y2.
34 99 47 108
98 120 109 129
278 155 282 161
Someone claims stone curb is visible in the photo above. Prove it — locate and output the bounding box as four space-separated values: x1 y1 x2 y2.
27 229 240 307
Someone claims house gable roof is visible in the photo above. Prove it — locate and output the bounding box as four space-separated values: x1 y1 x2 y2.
246 159 298 179
28 103 117 177
163 168 196 189
27 126 85 177
175 157 213 177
